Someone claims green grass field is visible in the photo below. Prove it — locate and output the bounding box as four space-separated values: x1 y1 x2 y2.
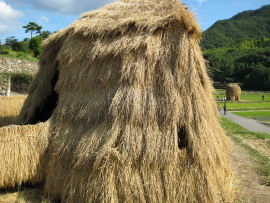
218 102 270 111
241 95 270 101
215 94 270 102
232 110 270 122
233 110 270 117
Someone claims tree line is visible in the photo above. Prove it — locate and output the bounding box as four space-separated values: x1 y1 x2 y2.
204 37 270 90
1 22 55 58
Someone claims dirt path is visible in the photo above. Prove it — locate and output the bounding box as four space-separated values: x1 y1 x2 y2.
229 140 270 203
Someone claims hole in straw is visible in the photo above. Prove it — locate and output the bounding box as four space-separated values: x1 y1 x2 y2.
177 126 188 149
29 69 59 124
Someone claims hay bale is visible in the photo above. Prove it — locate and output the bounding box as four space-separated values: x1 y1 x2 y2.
226 83 241 101
2 0 236 202
0 122 49 188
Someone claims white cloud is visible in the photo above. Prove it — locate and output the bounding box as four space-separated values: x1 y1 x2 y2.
38 16 50 24
196 0 206 4
6 0 115 15
0 1 24 34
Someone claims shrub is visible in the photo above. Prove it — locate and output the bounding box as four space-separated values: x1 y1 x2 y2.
0 46 9 54
29 36 43 58
16 52 29 58
0 50 9 55
11 41 30 53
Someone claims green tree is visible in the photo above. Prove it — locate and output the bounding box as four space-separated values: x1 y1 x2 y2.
29 36 43 58
243 64 270 90
22 22 43 39
40 31 52 39
5 36 18 48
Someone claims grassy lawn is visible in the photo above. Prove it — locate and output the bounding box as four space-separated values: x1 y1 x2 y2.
0 51 39 62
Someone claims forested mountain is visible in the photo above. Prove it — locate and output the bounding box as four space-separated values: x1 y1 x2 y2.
200 5 270 90
200 5 270 50
204 38 270 89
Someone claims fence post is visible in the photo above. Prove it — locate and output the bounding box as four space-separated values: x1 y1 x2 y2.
6 75 11 96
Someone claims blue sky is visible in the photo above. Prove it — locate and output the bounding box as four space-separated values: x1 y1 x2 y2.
0 0 269 43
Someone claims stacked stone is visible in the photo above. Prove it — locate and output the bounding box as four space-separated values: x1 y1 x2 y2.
0 75 10 96
0 56 39 72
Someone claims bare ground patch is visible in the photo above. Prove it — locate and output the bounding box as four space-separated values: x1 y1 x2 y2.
229 140 270 203
0 187 44 203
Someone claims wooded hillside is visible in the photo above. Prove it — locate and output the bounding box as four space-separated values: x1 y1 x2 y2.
200 5 270 50
200 5 270 90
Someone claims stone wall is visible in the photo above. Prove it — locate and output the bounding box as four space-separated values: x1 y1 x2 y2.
0 75 11 96
0 56 39 72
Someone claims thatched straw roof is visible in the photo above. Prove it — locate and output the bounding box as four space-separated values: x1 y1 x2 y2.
1 0 236 202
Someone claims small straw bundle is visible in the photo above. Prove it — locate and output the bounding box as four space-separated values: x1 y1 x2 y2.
0 122 49 188
1 0 236 202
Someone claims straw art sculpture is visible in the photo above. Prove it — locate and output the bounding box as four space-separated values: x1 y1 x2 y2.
226 83 241 101
0 0 236 202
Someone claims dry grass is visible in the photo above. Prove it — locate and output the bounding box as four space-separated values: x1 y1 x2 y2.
0 95 27 127
2 0 236 202
0 96 27 117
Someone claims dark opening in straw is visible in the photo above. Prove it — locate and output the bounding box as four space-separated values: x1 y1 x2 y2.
177 126 188 149
30 69 59 124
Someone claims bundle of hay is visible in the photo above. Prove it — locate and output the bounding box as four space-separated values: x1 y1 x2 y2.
226 83 241 101
1 0 236 202
0 122 49 188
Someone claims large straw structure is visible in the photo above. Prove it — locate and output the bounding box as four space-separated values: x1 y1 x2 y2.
1 0 236 202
